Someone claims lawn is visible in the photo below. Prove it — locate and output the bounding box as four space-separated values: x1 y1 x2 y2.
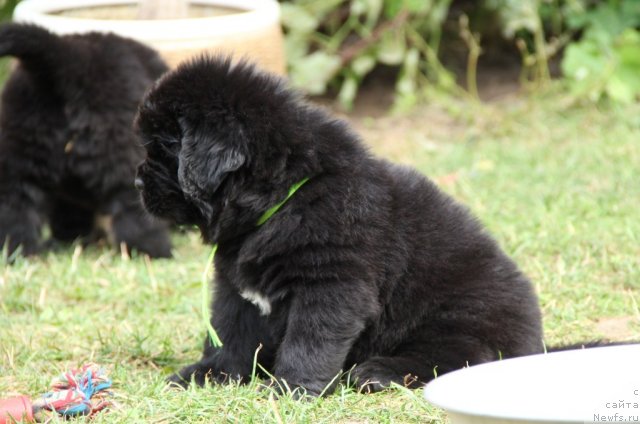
1 88 639 423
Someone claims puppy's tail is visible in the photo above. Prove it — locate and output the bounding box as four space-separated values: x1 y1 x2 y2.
0 22 69 74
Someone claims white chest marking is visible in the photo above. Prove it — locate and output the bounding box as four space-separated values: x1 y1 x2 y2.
240 289 272 316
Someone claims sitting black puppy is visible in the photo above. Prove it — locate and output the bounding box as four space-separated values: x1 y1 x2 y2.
0 23 171 258
135 56 544 395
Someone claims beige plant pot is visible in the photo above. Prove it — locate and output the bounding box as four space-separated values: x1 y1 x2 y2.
13 0 286 75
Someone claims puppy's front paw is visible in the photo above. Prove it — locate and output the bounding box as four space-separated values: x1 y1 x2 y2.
0 230 40 260
166 361 244 388
166 372 190 389
166 363 212 388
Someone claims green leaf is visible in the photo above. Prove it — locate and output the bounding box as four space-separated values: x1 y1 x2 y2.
492 0 539 38
338 76 359 110
289 52 342 95
351 55 376 77
404 47 420 77
384 0 404 18
607 29 640 102
284 33 310 63
606 74 634 103
621 0 640 27
384 0 432 17
562 26 640 104
616 29 640 68
586 4 623 38
428 0 450 25
406 0 431 14
561 39 608 80
565 7 589 31
280 3 319 34
577 1 640 40
396 48 420 96
351 0 384 24
377 30 406 65
561 38 611 100
350 0 367 17
365 0 384 27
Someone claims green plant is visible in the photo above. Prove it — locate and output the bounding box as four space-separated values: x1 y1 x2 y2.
561 0 640 103
280 0 456 110
458 13 482 101
280 0 640 107
485 0 553 85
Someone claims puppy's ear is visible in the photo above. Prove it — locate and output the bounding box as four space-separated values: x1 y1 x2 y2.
177 119 247 198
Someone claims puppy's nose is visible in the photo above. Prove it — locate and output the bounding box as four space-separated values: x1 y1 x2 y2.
134 177 144 190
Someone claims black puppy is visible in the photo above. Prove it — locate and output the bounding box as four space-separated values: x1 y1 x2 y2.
135 56 543 395
0 23 171 258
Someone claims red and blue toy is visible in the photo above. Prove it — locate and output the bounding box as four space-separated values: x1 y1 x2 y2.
0 363 112 423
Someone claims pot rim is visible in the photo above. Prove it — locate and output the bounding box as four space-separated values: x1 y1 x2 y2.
13 0 281 41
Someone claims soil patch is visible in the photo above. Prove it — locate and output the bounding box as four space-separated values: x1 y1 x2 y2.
595 316 639 341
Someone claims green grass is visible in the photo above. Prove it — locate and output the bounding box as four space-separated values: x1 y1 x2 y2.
1 92 639 422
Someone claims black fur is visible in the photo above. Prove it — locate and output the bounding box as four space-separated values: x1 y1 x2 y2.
135 56 544 395
0 23 171 258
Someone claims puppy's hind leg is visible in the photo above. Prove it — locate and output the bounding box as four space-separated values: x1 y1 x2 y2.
351 354 433 393
0 184 46 258
100 189 172 258
49 198 94 242
351 334 499 393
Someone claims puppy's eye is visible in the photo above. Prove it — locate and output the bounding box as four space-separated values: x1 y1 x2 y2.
157 137 181 157
167 140 181 152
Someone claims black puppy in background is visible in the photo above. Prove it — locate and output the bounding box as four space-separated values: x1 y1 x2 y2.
0 23 172 258
135 56 544 395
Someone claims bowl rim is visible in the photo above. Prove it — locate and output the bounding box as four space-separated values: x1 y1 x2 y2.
423 344 640 423
13 0 281 41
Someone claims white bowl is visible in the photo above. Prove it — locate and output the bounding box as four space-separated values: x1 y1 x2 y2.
424 344 640 424
12 0 286 73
